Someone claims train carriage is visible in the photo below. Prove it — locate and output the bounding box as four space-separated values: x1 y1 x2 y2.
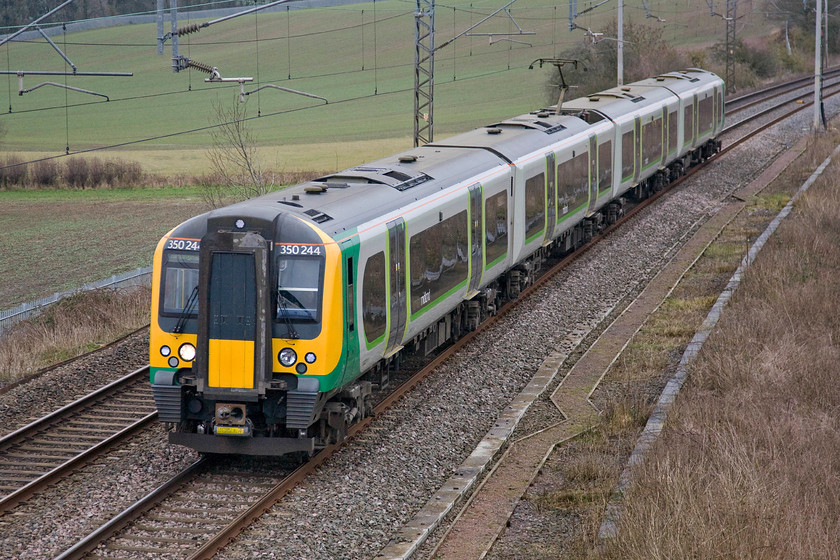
150 69 724 455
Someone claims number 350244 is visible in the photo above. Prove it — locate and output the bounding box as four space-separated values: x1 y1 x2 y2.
166 238 200 251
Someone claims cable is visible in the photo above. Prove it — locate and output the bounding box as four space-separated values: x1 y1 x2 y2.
286 5 291 80
63 23 69 154
254 0 261 116
5 40 10 113
0 64 530 172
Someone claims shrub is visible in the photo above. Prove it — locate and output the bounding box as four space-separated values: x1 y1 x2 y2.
0 155 28 186
30 159 59 187
64 157 89 188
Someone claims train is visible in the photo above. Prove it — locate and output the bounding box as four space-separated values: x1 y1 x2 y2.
150 68 724 455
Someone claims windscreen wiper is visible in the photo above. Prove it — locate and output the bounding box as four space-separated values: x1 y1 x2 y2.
276 286 299 339
172 285 198 334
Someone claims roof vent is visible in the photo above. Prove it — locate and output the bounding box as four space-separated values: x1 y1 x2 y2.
588 96 600 102
304 208 333 223
304 185 327 194
536 111 550 118
486 127 502 135
399 155 418 163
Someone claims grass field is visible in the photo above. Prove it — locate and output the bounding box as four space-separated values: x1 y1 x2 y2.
0 187 208 308
0 0 772 174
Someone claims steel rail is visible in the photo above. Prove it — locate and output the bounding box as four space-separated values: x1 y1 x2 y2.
0 366 149 447
0 366 155 513
0 412 157 513
725 67 840 111
722 84 840 156
52 457 208 560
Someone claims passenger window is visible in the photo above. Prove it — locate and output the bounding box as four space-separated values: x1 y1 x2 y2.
598 141 612 194
642 117 662 169
684 103 694 144
409 211 469 314
558 151 589 214
621 130 634 181
668 110 678 155
525 173 545 241
485 190 507 267
362 252 387 343
699 96 714 134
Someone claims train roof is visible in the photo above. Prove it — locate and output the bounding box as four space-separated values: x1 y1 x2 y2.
208 144 510 240
632 68 723 95
220 111 596 240
560 83 674 122
168 68 723 245
427 110 592 160
560 68 722 121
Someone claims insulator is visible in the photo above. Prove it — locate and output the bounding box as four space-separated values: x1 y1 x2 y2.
175 23 202 37
187 60 215 74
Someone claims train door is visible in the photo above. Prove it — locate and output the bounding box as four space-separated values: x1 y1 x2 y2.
633 116 641 184
660 107 667 164
543 153 556 244
468 183 483 293
587 135 598 214
385 218 407 355
693 93 699 144
197 230 271 394
207 252 256 389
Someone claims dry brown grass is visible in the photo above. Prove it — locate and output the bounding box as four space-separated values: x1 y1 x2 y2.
0 287 150 383
598 157 840 558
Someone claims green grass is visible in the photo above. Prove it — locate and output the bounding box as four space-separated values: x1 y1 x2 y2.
0 0 772 173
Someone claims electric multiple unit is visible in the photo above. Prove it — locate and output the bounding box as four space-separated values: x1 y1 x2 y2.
149 68 724 455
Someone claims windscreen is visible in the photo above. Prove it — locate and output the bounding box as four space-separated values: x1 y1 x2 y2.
161 251 199 316
275 255 324 323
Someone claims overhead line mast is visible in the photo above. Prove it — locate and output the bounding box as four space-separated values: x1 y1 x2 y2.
413 0 533 147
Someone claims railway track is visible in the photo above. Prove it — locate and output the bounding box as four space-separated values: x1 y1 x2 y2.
0 366 155 514
0 71 827 560
724 66 840 113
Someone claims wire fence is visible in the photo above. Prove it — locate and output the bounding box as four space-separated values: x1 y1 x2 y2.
0 0 366 40
0 267 152 336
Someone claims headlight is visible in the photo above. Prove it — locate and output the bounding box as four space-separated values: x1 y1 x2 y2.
278 347 297 367
160 345 171 357
179 343 196 362
168 356 179 368
305 352 317 364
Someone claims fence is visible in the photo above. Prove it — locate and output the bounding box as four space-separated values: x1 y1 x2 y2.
0 0 367 41
0 267 152 335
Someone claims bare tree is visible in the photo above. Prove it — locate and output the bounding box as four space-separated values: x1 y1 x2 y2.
204 96 275 208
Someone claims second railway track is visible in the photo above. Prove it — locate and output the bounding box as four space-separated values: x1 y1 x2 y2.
0 367 156 513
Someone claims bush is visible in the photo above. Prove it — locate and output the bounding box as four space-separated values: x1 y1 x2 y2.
31 160 59 187
0 155 28 187
64 157 89 188
111 158 143 186
712 39 778 80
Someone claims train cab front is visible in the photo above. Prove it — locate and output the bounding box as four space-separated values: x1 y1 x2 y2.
149 210 344 456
